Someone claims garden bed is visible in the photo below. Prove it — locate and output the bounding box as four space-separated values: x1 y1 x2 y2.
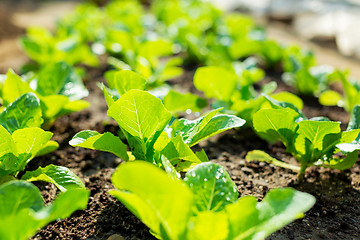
27 69 360 240
1 1 360 239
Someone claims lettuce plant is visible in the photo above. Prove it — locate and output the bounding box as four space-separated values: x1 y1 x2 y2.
70 89 245 170
1 63 89 125
319 70 360 112
281 45 333 96
247 108 360 178
0 93 84 191
193 61 302 125
20 26 98 67
102 70 206 115
0 180 89 240
110 161 315 240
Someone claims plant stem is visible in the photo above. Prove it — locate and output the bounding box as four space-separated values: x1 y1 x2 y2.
269 158 301 172
297 164 307 180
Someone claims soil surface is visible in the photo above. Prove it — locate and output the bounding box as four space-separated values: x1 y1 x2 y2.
1 1 360 240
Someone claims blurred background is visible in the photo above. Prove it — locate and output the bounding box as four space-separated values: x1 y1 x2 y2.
1 0 360 76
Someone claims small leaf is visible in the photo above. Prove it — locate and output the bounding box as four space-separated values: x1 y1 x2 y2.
163 89 207 114
111 70 146 95
253 108 298 148
2 69 33 106
184 162 239 213
319 90 343 106
35 140 59 157
70 130 129 160
194 66 238 102
21 164 85 192
0 93 43 133
171 108 245 147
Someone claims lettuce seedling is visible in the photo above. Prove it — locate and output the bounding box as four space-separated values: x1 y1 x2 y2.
70 89 245 170
319 70 360 112
282 45 333 96
1 63 89 125
0 180 89 240
102 70 206 115
20 26 98 67
193 61 302 125
110 161 315 240
0 93 84 191
247 108 360 178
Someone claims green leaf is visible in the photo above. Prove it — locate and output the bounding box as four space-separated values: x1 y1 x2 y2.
347 104 360 142
171 108 245 147
194 66 238 102
108 90 171 161
39 95 69 120
271 92 304 110
36 61 88 100
35 140 59 157
161 134 202 165
161 155 181 181
294 120 341 163
12 128 53 160
2 70 33 106
0 125 17 157
322 150 358 170
253 108 299 148
184 162 238 213
163 89 207 114
319 90 343 106
187 211 229 240
21 164 85 192
0 180 89 240
110 161 193 240
0 93 43 134
226 188 315 240
110 70 146 95
69 130 129 161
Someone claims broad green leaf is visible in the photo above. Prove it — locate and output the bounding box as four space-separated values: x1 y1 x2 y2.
0 93 43 134
36 61 88 100
0 125 17 157
294 121 341 162
194 66 238 102
171 108 245 147
187 211 229 240
110 161 193 240
228 188 315 240
0 180 89 240
2 70 33 106
253 108 299 148
35 140 59 157
21 164 85 192
161 134 202 165
319 90 343 106
163 89 207 114
184 162 238 213
70 130 129 160
12 128 53 160
110 70 146 95
271 92 304 110
40 95 69 120
108 90 172 161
